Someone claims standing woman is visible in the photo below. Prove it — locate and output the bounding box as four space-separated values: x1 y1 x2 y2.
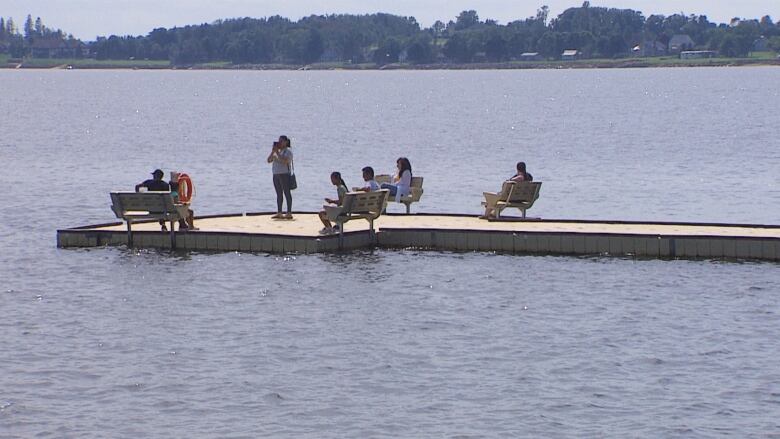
380 157 412 201
267 135 294 219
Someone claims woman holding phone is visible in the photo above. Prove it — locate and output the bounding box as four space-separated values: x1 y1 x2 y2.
266 135 293 219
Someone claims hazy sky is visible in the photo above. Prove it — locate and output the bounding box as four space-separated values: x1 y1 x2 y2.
4 0 778 40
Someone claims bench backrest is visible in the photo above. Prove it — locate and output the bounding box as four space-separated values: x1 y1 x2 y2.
342 190 389 216
506 182 542 204
110 191 176 218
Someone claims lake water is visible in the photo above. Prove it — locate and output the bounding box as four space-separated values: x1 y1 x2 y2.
1 67 779 437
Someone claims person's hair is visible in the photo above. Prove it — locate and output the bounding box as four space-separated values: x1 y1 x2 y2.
362 166 375 179
516 161 527 173
279 135 291 148
397 157 412 177
331 171 347 189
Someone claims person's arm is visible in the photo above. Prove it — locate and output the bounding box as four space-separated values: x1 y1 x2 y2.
135 181 144 192
266 149 277 163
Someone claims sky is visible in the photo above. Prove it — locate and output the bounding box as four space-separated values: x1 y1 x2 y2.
3 0 779 41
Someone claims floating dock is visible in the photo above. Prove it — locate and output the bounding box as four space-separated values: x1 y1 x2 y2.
56 212 780 261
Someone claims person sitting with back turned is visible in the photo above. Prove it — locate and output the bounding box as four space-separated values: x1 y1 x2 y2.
136 168 170 192
510 161 533 182
135 169 171 231
480 161 533 219
353 166 380 192
380 157 412 201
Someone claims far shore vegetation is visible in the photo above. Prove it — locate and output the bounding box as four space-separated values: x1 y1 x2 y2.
2 3 779 70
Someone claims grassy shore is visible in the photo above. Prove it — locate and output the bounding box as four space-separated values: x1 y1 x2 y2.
2 53 777 70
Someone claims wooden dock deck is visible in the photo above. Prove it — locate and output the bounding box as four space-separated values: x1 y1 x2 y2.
57 212 780 261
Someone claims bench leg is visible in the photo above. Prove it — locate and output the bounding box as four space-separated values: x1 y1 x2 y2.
338 224 344 250
126 221 133 247
404 202 411 214
170 220 176 249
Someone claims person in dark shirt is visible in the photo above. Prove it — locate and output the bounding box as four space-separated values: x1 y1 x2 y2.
135 169 171 231
135 169 171 192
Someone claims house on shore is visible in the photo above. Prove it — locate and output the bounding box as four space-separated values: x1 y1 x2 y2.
668 35 695 54
680 50 716 60
561 50 579 61
519 52 542 61
634 40 667 57
753 37 769 52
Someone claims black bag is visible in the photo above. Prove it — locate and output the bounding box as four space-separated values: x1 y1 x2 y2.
289 159 297 190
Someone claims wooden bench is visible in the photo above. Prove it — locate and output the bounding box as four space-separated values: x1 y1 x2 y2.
325 189 389 246
481 181 542 219
375 175 424 213
110 191 184 248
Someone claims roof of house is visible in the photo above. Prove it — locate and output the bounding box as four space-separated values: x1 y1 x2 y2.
669 34 694 46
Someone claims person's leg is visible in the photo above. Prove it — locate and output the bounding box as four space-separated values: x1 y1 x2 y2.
380 183 398 196
272 174 284 217
319 210 332 229
187 208 197 229
281 173 293 216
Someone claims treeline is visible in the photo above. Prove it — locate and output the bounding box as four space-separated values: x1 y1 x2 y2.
3 3 780 64
0 15 79 57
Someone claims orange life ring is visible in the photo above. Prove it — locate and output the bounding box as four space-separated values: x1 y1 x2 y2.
178 173 194 203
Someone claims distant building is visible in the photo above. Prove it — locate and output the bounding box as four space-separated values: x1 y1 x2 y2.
519 52 542 61
31 39 86 58
668 35 695 54
753 37 769 52
635 40 667 57
680 50 716 60
561 50 579 61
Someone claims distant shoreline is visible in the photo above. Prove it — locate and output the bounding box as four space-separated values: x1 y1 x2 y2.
2 57 779 71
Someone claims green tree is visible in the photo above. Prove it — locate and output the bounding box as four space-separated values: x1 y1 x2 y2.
484 32 507 61
406 34 433 63
23 14 33 40
373 37 401 64
442 32 477 62
455 10 480 30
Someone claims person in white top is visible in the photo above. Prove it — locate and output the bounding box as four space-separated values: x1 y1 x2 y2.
380 157 412 201
353 166 381 192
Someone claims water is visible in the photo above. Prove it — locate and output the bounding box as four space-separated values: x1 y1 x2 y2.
1 68 779 437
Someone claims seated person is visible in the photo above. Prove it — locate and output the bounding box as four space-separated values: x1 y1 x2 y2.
169 171 197 231
380 157 412 201
480 162 533 219
135 169 171 231
353 166 380 192
136 168 170 192
319 172 349 235
510 161 533 182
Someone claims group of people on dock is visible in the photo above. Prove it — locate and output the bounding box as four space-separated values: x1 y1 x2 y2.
134 133 533 232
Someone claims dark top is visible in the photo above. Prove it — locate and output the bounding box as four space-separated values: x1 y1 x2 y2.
140 179 170 191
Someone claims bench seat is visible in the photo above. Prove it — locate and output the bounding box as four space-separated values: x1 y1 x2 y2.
481 181 542 219
110 191 184 247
